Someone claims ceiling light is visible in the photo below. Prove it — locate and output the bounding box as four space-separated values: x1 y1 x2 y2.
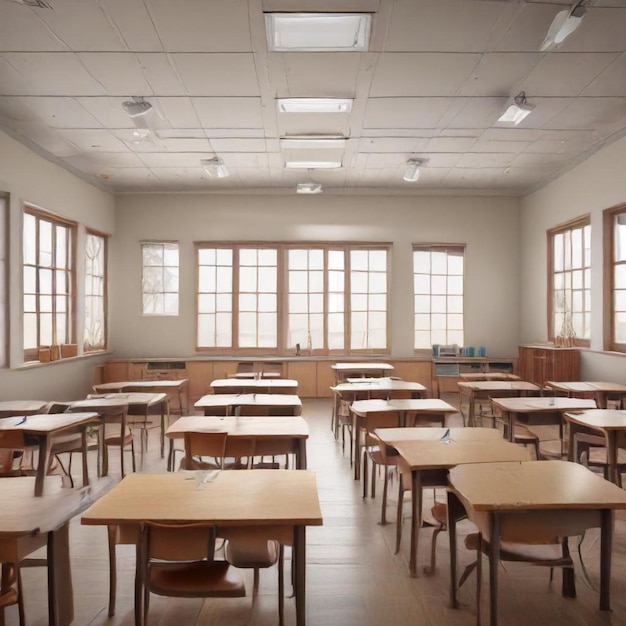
201 157 229 178
403 158 427 183
277 98 353 114
497 92 535 125
286 161 342 170
265 13 372 52
280 137 347 150
540 1 586 52
122 97 153 118
296 183 323 194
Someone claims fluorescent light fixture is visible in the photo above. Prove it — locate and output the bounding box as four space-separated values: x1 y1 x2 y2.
280 137 347 150
265 12 371 52
201 157 229 178
540 1 586 52
296 183 323 194
122 96 162 131
403 158 427 183
285 160 342 169
497 92 535 125
277 98 353 114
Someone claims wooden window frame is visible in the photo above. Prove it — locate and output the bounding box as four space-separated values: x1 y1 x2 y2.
141 241 180 316
547 215 591 347
23 206 77 362
84 229 108 353
195 241 391 356
412 244 465 352
603 203 626 352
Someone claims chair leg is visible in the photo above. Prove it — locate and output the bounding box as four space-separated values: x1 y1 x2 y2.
278 545 284 626
476 534 482 626
253 568 260 596
362 450 368 499
371 458 376 499
131 437 136 473
380 467 389 525
107 526 117 617
395 480 404 554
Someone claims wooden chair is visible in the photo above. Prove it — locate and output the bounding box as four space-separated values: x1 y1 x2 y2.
0 563 23 626
577 432 626 487
141 522 245 623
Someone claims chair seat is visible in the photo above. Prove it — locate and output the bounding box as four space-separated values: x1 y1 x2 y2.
464 533 572 566
148 560 246 598
225 537 279 568
588 447 626 466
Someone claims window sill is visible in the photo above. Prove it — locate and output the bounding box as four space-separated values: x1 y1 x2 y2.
14 350 113 371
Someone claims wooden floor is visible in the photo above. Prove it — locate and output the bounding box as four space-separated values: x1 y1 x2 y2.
7 397 626 625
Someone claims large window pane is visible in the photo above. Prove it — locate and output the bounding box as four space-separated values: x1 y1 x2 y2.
84 232 107 351
142 242 179 316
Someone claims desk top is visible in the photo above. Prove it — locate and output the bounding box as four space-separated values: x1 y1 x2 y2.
81 470 323 527
83 392 168 407
449 460 626 511
0 412 99 435
375 426 503 445
331 378 426 393
490 396 597 413
0 400 50 418
457 381 540 392
166 415 309 439
211 378 298 390
564 409 626 430
195 394 302 408
0 476 113 535
93 379 188 392
547 381 626 393
351 398 456 416
331 362 394 372
459 373 521 381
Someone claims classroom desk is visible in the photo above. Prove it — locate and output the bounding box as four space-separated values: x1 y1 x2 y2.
0 400 50 418
84 392 169 457
489 396 597 445
81 471 323 626
447 461 626 626
210 378 299 395
564 409 626 485
0 476 112 626
458 373 521 382
330 378 426 439
93 379 187 416
194 393 302 416
330 362 394 383
374 427 529 578
457 381 540 427
350 398 457 480
0 412 99 496
165 415 309 470
547 381 626 409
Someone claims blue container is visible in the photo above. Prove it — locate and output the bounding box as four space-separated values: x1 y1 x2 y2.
478 346 487 357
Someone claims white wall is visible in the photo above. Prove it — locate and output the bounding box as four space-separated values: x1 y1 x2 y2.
0 130 115 400
520 135 626 379
112 193 521 359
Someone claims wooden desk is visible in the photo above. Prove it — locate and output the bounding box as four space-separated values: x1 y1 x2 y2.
564 409 626 484
330 379 426 438
490 396 597 444
350 399 457 480
374 427 529 577
547 381 626 409
0 476 112 626
0 400 50 418
448 461 626 625
194 393 302 416
458 373 520 382
165 415 309 470
81 471 323 626
331 362 394 383
457 381 540 427
93 379 187 416
0 413 99 496
211 378 299 395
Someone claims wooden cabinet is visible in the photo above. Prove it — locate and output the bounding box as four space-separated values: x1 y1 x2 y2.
286 361 317 397
518 345 580 387
431 357 517 397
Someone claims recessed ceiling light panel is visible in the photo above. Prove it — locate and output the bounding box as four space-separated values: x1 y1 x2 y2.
285 161 342 169
280 137 347 150
296 183 323 194
277 98 353 114
265 13 372 52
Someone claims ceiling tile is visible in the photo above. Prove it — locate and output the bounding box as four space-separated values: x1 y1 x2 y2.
192 97 263 129
582 52 626 97
363 98 451 128
456 152 517 168
211 138 268 152
55 129 129 152
0 3 69 51
0 96 101 128
77 53 154 97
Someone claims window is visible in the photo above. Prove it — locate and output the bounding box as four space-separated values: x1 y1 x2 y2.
413 245 464 350
84 231 107 352
196 243 389 353
141 242 179 315
23 208 75 361
604 204 626 352
0 194 6 367
548 217 590 345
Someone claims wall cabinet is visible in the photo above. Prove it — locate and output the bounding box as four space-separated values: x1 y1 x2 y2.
431 357 517 397
518 345 580 387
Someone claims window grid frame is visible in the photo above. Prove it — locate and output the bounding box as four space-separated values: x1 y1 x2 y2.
195 242 390 355
141 241 180 317
603 203 626 352
84 229 108 353
547 215 591 347
23 206 76 362
412 244 465 351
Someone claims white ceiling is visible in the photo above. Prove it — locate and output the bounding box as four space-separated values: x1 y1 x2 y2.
0 0 625 195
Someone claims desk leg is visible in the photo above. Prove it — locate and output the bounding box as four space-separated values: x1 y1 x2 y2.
80 427 90 488
332 393 339 438
447 491 466 609
160 399 170 459
47 523 73 626
297 439 307 470
35 437 52 497
600 509 613 611
353 413 360 480
134 538 144 626
608 434 619 486
294 526 306 626
408 470 422 578
488 514 501 626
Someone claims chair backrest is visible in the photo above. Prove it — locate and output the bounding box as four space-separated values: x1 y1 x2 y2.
184 431 228 468
142 521 217 561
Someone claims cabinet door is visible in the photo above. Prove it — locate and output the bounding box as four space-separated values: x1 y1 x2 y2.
316 363 335 398
186 362 214 404
102 361 129 382
286 361 317 397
